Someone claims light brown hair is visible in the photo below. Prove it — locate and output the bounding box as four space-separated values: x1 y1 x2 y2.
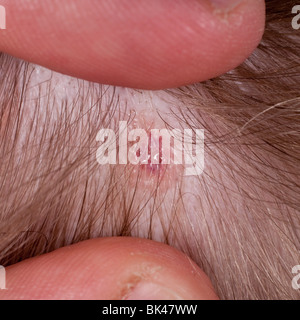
0 0 299 299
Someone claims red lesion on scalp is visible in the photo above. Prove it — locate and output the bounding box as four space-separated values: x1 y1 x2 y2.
124 113 184 192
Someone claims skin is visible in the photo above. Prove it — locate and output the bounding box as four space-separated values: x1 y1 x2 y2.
0 0 265 89
0 238 218 299
0 0 266 299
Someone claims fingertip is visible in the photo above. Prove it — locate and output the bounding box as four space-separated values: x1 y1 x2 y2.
0 0 265 89
0 237 218 300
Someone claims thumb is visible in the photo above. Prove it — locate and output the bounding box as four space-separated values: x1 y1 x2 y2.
0 237 218 300
0 0 265 89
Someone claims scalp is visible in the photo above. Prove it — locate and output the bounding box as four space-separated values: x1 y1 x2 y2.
0 0 299 300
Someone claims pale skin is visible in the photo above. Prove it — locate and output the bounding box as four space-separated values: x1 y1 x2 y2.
0 0 266 299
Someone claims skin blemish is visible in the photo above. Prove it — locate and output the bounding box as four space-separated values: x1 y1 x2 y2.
125 108 183 191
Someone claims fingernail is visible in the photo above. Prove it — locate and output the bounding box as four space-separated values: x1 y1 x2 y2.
125 282 183 300
209 0 244 11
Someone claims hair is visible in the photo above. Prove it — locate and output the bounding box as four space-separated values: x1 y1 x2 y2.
0 0 299 299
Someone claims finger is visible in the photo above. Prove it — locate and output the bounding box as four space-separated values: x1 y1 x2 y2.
0 0 265 89
0 237 218 300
